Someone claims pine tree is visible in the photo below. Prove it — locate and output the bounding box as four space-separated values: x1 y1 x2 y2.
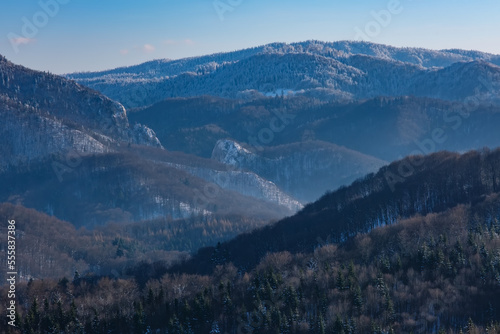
352 284 363 313
40 299 53 332
133 302 146 334
55 300 66 331
334 315 345 334
210 321 221 334
318 314 326 334
336 270 345 291
467 317 476 334
27 298 40 333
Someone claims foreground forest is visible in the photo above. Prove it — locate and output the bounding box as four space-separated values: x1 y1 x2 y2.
2 200 500 333
2 148 500 333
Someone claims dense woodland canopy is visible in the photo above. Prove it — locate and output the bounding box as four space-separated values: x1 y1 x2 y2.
0 148 293 228
2 199 500 333
0 203 273 281
128 94 500 203
2 148 500 333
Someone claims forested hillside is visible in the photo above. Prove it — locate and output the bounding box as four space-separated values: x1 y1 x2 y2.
175 148 500 274
0 203 274 282
4 187 500 333
0 55 304 231
130 94 500 201
66 41 500 109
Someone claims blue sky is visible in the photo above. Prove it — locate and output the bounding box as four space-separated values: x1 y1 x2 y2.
1 0 499 74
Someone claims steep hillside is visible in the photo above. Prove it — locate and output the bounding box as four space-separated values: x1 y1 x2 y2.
0 203 274 282
0 146 300 228
0 56 305 222
212 139 386 202
175 148 500 274
411 60 500 103
0 55 162 171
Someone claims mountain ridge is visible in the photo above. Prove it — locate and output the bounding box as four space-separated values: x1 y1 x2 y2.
66 41 500 107
0 54 163 170
67 40 500 78
63 40 500 108
0 54 304 223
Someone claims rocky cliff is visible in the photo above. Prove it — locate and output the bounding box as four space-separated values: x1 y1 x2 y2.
211 139 387 202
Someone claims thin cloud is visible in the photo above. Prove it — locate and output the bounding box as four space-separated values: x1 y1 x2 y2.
120 49 129 55
9 37 36 45
184 39 195 46
143 44 155 53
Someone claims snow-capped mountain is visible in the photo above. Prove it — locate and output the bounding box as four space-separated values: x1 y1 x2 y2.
66 40 500 108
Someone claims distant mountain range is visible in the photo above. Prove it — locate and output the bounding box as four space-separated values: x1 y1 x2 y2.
66 40 500 109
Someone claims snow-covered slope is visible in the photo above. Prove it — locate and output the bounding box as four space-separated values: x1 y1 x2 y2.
163 160 303 212
0 55 162 170
65 41 500 108
211 139 387 202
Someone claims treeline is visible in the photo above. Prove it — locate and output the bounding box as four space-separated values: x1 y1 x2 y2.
3 200 500 333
